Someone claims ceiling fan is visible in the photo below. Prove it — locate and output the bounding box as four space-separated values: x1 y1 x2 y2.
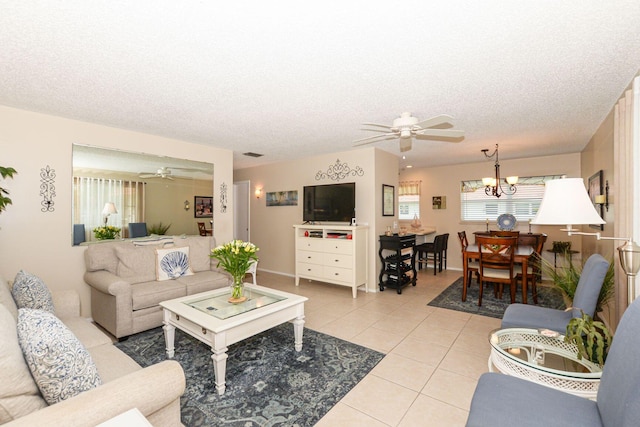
139 167 176 179
353 112 465 152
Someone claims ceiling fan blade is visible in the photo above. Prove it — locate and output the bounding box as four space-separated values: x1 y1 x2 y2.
362 122 393 129
414 129 465 139
353 132 396 144
139 173 155 178
414 114 454 129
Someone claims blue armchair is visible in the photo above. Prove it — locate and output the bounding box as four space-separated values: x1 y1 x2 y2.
501 253 609 333
467 295 640 426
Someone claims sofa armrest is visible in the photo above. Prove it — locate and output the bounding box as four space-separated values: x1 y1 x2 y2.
84 270 131 296
6 360 186 427
51 289 81 318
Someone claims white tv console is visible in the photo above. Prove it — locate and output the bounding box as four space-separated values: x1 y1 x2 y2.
293 224 368 298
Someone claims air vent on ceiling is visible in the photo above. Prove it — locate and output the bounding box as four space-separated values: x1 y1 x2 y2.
243 152 264 158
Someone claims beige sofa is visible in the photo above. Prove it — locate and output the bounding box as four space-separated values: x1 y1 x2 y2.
0 275 185 426
84 235 231 339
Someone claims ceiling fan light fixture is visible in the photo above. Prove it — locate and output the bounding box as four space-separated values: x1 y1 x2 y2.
400 129 412 139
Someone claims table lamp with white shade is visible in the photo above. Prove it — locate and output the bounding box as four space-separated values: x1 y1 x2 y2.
102 202 118 226
531 178 640 303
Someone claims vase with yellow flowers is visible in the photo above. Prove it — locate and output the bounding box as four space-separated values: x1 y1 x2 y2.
210 240 259 303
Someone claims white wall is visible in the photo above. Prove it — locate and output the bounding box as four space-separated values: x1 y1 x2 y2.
399 153 582 270
234 147 399 293
0 105 234 317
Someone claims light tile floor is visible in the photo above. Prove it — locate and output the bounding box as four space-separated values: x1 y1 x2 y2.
257 268 501 427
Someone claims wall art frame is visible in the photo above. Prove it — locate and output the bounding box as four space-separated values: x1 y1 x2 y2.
587 170 604 230
194 196 213 218
382 184 395 216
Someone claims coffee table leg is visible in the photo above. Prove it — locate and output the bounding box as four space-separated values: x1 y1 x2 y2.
163 323 176 358
211 347 228 395
293 316 305 352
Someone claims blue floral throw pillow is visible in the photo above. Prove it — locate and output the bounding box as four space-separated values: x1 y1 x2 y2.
16 308 102 404
12 270 55 314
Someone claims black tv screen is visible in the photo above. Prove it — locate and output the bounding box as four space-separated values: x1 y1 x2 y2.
303 183 355 223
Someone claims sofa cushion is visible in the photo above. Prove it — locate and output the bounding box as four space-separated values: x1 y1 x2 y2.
177 270 231 295
0 276 18 320
11 270 55 314
0 305 47 423
115 245 159 284
155 246 194 281
62 317 112 350
176 236 214 272
84 241 122 274
131 281 185 311
17 308 102 405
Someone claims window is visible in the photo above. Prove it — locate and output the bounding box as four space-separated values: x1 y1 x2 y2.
460 175 564 221
399 181 421 220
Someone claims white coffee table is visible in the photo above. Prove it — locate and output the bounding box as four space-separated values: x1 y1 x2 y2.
160 284 308 395
488 328 602 400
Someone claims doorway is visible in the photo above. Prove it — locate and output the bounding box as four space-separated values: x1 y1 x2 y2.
234 181 250 241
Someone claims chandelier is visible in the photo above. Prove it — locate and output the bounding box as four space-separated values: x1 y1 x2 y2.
481 144 518 197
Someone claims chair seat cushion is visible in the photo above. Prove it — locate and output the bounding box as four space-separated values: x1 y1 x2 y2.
467 373 602 427
501 303 572 333
481 267 516 279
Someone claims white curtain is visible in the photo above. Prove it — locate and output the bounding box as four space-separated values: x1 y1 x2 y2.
73 177 146 239
613 75 640 320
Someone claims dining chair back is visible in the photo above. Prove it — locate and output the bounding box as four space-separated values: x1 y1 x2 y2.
440 233 449 270
459 230 479 294
197 222 207 236
73 224 86 245
128 222 148 238
477 236 518 306
457 231 469 250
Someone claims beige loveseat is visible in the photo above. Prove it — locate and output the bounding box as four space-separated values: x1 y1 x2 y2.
0 275 185 426
84 235 231 339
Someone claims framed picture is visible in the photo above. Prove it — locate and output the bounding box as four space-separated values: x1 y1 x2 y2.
266 190 298 206
382 184 394 216
432 196 446 210
194 196 213 218
587 170 604 230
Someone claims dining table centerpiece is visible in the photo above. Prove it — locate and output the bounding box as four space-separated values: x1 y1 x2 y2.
93 225 121 240
210 239 259 303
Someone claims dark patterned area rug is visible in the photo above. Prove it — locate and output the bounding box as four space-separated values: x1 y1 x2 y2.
428 276 566 318
115 324 384 427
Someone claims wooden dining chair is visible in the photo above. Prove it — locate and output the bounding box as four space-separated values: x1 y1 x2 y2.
515 233 548 304
476 236 518 306
458 231 478 289
197 222 208 236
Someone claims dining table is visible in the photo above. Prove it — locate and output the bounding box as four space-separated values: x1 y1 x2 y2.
462 243 535 304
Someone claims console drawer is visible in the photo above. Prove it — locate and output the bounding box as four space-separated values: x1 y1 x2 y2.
323 253 352 269
323 266 353 284
324 239 353 255
297 250 323 265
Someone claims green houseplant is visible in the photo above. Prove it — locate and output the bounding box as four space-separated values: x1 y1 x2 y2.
0 166 17 214
542 254 615 314
210 240 259 303
565 309 613 366
148 222 171 235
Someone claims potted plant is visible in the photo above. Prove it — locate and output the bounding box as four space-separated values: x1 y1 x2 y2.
93 225 121 240
0 166 17 214
210 240 259 303
565 309 613 366
148 222 171 235
542 255 615 314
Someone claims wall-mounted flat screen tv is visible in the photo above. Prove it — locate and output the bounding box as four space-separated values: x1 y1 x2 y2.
303 183 355 223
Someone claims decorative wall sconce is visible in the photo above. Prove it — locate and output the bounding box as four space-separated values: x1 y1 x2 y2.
595 180 609 212
184 200 190 211
481 144 518 198
255 188 262 199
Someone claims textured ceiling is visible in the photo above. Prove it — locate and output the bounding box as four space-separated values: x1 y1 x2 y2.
1 1 640 170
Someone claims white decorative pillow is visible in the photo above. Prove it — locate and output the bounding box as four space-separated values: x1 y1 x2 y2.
0 305 47 422
16 308 102 405
12 270 55 314
156 246 194 281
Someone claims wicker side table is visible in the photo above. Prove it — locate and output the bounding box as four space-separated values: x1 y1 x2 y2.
488 328 602 400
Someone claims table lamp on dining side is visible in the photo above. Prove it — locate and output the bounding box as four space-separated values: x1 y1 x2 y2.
531 178 640 303
102 202 118 226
